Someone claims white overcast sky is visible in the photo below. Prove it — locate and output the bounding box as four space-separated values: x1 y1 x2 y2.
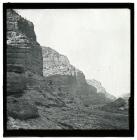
15 9 130 97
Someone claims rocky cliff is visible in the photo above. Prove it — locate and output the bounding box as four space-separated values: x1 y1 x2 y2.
6 9 44 121
7 9 43 76
7 9 43 96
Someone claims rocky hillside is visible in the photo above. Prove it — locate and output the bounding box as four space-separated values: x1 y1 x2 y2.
6 9 129 130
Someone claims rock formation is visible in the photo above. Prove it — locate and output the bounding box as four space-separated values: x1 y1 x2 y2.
7 9 43 96
6 9 43 119
6 9 129 130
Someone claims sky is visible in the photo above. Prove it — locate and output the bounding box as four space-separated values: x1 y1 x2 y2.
15 9 130 97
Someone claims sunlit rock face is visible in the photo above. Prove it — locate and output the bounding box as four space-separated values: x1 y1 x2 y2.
42 47 83 77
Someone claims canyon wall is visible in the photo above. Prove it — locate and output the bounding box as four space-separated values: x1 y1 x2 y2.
42 47 114 106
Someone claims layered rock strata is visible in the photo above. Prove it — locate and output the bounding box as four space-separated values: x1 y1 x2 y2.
7 9 43 76
6 9 43 120
7 9 43 96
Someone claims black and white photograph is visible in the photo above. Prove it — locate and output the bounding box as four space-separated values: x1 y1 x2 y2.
3 3 134 137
